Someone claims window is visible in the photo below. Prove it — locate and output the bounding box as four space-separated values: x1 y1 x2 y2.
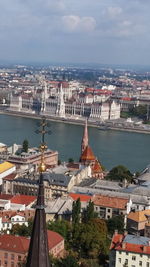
11 254 14 260
108 209 110 212
4 261 7 266
125 259 128 264
119 258 121 263
132 256 136 261
18 255 21 261
139 261 142 266
4 253 8 259
147 263 150 267
11 263 14 267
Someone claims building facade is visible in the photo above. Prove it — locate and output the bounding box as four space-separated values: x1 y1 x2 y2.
109 232 150 267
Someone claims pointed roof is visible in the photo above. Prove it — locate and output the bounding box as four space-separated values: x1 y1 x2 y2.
26 173 51 267
92 159 103 174
81 119 88 154
80 145 96 162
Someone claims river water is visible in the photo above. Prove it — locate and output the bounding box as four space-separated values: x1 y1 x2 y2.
0 114 150 172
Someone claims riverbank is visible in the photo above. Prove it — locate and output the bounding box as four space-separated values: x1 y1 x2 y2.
1 109 150 135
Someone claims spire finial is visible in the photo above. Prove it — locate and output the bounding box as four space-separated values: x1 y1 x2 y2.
36 116 50 172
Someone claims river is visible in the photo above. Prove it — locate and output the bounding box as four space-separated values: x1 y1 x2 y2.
0 114 150 172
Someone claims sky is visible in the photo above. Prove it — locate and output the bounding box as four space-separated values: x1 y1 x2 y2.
0 0 150 65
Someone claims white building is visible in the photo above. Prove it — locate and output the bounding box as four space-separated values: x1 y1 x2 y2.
109 232 150 267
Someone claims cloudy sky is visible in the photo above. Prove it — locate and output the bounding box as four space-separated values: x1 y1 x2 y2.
0 0 150 65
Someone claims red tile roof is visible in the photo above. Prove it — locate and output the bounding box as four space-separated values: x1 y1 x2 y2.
92 159 103 173
11 195 36 206
110 233 150 255
47 230 64 249
69 193 92 202
80 145 96 161
92 195 128 209
0 194 13 200
0 234 29 253
3 173 17 181
0 231 64 254
121 97 132 101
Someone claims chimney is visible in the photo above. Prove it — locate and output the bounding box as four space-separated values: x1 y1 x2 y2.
122 242 126 250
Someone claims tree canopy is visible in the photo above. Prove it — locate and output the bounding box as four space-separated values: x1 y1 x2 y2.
72 198 81 225
106 165 133 183
22 139 29 153
107 215 124 236
82 200 97 223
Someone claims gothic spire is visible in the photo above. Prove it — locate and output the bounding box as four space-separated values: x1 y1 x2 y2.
81 118 89 154
26 117 51 267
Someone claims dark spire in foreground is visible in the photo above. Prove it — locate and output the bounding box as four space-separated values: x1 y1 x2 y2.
26 117 51 267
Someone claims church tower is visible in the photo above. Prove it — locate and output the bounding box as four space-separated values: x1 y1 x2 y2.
81 118 88 154
56 82 65 117
26 117 51 267
80 119 104 179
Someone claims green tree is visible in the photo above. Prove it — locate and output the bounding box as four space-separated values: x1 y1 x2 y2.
54 255 79 267
107 215 124 236
47 219 72 242
72 198 81 225
58 159 61 165
76 221 107 259
130 105 147 119
10 223 29 237
106 165 133 183
68 158 74 163
22 139 29 153
82 200 98 223
10 219 33 237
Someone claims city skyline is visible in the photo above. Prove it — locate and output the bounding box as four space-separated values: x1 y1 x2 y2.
0 0 150 66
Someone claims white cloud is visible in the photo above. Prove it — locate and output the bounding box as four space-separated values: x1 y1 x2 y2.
62 15 96 32
107 7 122 18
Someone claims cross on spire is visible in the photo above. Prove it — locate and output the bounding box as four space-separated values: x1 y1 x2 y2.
36 116 51 172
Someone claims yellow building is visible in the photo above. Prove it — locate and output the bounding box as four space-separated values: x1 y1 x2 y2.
0 161 16 182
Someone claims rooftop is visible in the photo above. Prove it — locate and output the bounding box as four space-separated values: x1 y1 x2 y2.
0 231 64 254
80 145 96 162
110 233 150 255
92 194 128 209
11 195 36 206
44 173 71 187
127 209 150 222
0 162 15 174
0 234 29 253
69 192 92 202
